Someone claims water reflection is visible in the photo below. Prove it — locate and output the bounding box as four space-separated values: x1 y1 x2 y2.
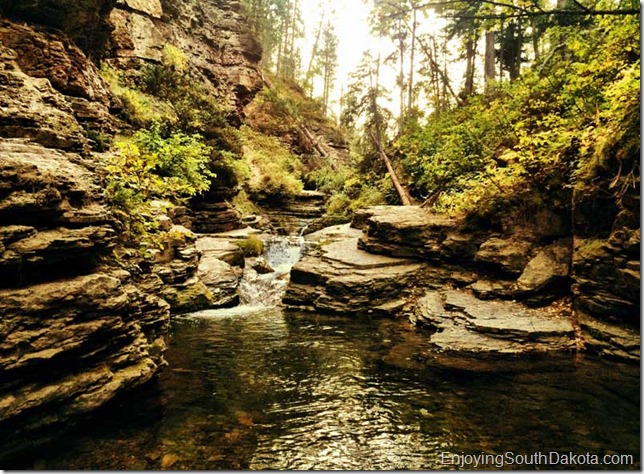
15 307 640 470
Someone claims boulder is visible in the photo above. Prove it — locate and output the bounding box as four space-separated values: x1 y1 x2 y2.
474 237 534 275
515 239 572 305
197 256 240 308
285 237 423 315
251 257 275 275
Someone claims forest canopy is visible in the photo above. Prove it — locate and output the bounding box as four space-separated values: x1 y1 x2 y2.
239 0 639 222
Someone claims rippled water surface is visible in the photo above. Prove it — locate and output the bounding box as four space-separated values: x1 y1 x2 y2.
24 307 640 470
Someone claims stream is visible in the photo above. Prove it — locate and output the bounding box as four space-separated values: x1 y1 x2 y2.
16 235 640 470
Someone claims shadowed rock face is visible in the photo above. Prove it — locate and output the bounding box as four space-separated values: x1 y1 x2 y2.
0 0 116 56
0 0 266 459
0 140 171 460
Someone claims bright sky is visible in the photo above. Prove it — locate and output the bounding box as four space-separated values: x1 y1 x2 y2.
300 0 456 119
300 0 374 115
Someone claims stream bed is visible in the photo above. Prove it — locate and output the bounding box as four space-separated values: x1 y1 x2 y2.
22 306 640 470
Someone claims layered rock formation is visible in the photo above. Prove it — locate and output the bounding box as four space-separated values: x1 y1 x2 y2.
255 190 327 235
107 0 262 116
286 204 639 362
0 139 170 459
285 226 423 315
0 0 266 460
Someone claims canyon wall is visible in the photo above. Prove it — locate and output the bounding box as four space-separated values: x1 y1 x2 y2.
0 0 262 460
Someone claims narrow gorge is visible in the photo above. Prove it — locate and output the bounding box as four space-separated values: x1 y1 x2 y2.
0 0 639 469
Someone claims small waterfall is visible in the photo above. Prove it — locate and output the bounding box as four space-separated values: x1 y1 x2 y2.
238 234 306 307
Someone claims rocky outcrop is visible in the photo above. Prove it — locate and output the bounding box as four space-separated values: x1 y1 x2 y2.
255 190 327 235
570 145 640 360
289 204 637 362
0 20 118 151
284 220 580 365
0 140 170 460
106 0 262 116
105 0 264 233
190 187 244 234
349 205 638 361
285 225 423 315
572 237 640 361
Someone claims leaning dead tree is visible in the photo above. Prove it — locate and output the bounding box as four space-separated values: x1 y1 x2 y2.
369 130 413 206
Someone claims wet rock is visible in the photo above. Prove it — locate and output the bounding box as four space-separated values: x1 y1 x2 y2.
411 289 576 356
251 257 275 275
285 237 423 315
571 236 640 359
152 226 218 313
197 256 240 308
572 238 640 326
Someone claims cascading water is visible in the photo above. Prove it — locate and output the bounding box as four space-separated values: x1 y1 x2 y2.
238 234 307 307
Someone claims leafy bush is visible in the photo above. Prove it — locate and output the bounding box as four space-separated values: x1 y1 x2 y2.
105 125 214 243
235 235 264 257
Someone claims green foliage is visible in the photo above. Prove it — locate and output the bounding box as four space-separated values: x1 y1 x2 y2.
138 43 231 135
232 189 259 215
142 44 188 97
238 125 304 198
235 235 264 257
393 13 639 219
310 160 387 219
105 125 214 244
100 63 177 128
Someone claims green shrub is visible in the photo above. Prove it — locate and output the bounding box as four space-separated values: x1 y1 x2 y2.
104 125 214 243
235 235 264 257
100 63 177 128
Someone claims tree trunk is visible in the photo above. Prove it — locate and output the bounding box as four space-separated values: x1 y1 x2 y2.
407 6 417 115
484 29 495 87
398 19 406 134
369 130 413 206
304 14 324 93
463 36 476 96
